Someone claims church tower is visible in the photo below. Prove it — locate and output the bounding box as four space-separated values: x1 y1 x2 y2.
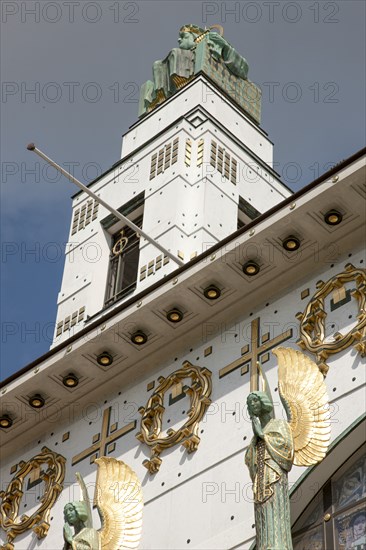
53 24 291 345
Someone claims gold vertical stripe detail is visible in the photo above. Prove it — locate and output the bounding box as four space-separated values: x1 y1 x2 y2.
150 152 157 179
185 139 192 166
172 138 179 164
224 152 231 178
217 146 224 173
164 144 171 169
197 139 204 167
231 158 237 184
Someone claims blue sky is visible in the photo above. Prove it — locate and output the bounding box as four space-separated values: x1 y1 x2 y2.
1 0 365 381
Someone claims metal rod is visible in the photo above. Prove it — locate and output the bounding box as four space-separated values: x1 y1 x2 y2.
27 143 184 267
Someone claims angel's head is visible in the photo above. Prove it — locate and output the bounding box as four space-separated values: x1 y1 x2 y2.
178 25 206 49
247 391 273 417
63 502 89 526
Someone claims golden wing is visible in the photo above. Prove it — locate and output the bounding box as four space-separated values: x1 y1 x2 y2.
95 457 143 550
273 347 331 467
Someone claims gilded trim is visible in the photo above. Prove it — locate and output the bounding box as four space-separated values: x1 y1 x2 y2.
0 447 66 549
296 263 366 375
136 361 212 473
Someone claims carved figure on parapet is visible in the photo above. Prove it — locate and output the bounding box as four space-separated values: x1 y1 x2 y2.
139 24 250 117
245 348 331 550
63 457 143 550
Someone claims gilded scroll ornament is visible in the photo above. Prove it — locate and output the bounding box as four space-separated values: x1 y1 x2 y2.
136 361 212 473
0 446 66 550
296 263 366 375
245 347 331 550
63 457 143 550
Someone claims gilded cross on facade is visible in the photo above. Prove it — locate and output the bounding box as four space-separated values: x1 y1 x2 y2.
72 406 136 466
219 317 293 386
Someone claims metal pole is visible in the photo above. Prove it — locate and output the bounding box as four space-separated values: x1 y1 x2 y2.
27 143 184 267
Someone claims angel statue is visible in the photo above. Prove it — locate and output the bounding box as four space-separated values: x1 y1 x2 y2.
245 347 331 550
63 457 143 550
139 24 249 116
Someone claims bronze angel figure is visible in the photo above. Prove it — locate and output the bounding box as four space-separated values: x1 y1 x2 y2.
63 457 143 550
245 347 331 550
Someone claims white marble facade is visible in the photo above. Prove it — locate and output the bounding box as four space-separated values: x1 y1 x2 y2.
52 76 290 347
1 71 365 550
1 244 365 549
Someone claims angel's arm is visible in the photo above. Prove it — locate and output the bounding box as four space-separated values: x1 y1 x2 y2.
251 416 264 438
75 472 93 529
257 362 275 419
63 523 73 545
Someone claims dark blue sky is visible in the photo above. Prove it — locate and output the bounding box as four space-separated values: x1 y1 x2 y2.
1 1 365 381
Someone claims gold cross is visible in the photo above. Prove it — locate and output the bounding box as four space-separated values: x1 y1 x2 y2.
219 317 293 389
72 407 136 466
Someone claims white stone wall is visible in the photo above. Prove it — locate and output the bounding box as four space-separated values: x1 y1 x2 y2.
52 78 290 348
122 78 273 164
2 247 364 549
